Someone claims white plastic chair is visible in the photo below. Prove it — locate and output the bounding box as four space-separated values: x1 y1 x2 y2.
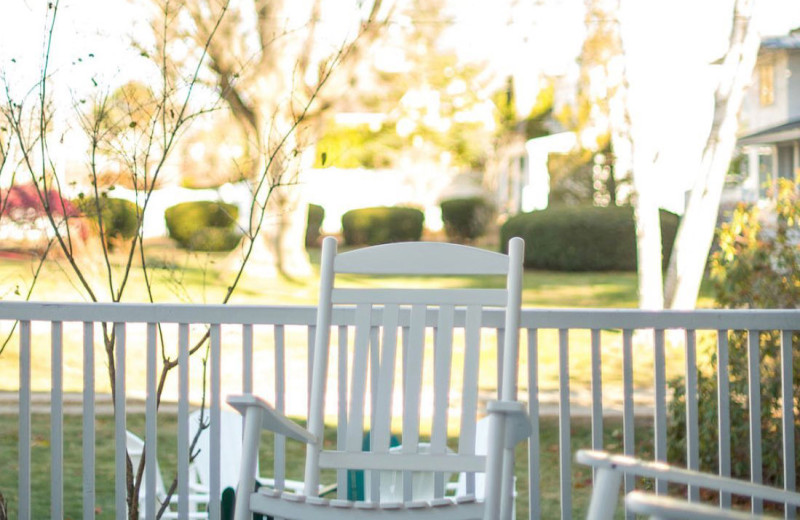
126 431 209 519
228 237 529 520
188 408 305 495
453 416 517 517
577 450 800 520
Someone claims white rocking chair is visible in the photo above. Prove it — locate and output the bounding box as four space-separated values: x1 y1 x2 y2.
577 450 800 520
228 237 529 520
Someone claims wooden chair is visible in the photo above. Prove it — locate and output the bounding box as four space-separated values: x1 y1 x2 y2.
576 450 800 520
228 237 529 520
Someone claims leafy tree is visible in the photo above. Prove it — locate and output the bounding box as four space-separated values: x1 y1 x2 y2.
667 180 799 488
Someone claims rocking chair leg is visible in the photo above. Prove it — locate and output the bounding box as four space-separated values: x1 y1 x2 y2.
585 467 623 520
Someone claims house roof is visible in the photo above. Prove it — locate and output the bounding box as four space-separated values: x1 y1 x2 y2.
738 118 800 145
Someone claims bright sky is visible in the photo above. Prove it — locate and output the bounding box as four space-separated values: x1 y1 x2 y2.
3 0 799 99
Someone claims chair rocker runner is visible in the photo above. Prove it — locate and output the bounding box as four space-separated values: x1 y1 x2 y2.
228 237 529 520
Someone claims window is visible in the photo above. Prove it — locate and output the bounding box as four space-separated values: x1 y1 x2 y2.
759 63 774 106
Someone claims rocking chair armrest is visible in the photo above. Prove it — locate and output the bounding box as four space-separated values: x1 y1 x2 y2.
227 394 317 444
576 450 800 508
486 399 532 447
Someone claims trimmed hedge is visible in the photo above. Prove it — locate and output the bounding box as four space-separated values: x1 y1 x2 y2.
341 206 424 246
75 196 140 245
164 201 241 252
440 197 494 243
500 205 679 271
306 204 325 248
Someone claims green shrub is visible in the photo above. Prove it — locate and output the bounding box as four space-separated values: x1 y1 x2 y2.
306 204 325 248
75 196 140 246
440 197 494 243
499 205 679 271
341 206 424 246
164 201 241 252
667 180 800 486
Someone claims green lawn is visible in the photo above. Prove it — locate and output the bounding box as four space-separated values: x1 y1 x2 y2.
0 244 716 308
0 413 656 519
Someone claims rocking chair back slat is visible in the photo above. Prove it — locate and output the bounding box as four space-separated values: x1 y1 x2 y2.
373 303 400 450
345 304 373 454
432 304 456 499
458 305 483 496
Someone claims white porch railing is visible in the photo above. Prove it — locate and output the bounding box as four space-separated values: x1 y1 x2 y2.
0 302 797 520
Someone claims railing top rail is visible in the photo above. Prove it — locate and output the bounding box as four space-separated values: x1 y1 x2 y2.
517 308 800 330
0 301 798 330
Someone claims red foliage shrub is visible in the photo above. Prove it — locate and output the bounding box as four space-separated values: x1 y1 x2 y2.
0 184 80 222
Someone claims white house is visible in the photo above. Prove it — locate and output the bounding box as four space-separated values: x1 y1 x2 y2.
734 28 800 204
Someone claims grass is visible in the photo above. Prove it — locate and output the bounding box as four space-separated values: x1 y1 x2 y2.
0 243 716 308
0 412 656 520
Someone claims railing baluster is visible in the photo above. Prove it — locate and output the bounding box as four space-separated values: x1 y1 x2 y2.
685 329 699 502
622 329 635 520
717 330 732 509
497 327 505 399
558 328 571 520
210 323 222 520
243 323 253 393
308 324 315 414
114 322 126 520
527 328 540 520
654 329 667 495
781 329 796 520
177 323 190 519
590 329 603 455
82 322 95 520
51 321 63 520
748 329 763 514
274 325 286 490
145 323 158 520
18 320 32 520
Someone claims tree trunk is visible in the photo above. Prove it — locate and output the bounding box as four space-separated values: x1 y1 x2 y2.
664 0 760 309
607 0 664 309
614 107 666 311
631 176 665 309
